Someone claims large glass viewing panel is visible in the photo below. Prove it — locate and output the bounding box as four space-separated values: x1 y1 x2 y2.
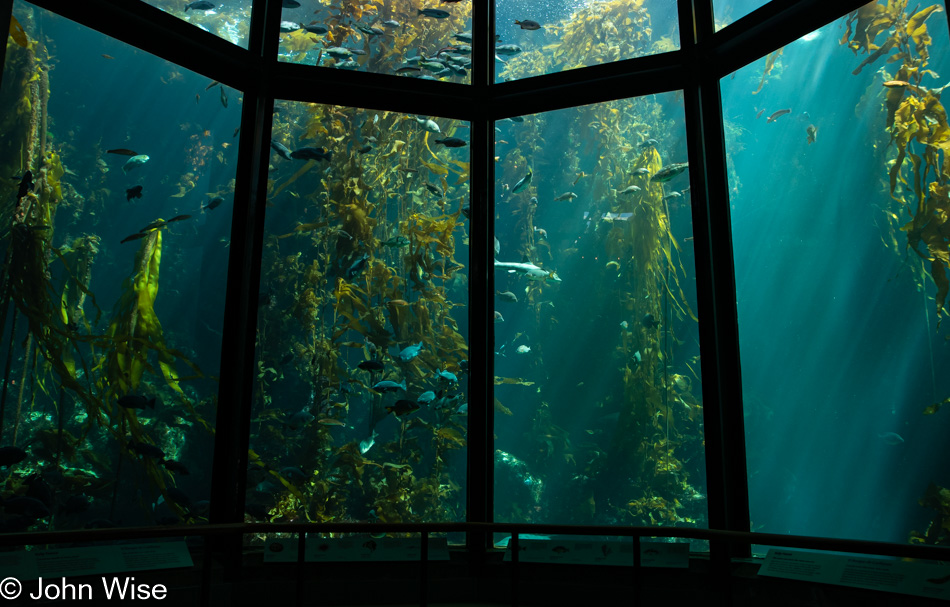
248 103 469 525
493 96 706 534
277 0 472 84
140 0 253 48
495 0 679 83
0 2 238 531
722 1 950 545
713 0 771 31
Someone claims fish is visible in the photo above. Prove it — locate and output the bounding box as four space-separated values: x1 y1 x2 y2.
168 214 192 223
358 145 373 154
415 116 441 132
280 467 308 482
358 360 385 371
642 313 660 329
126 185 143 201
102 54 114 59
494 236 501 255
638 138 658 148
386 400 420 416
203 197 224 210
417 8 451 18
185 1 215 11
396 66 422 74
398 342 423 361
317 418 346 426
303 23 328 34
494 259 561 283
118 394 157 409
372 379 407 393
290 146 332 161
514 20 541 30
220 86 228 108
122 154 150 173
128 440 165 459
107 148 139 156
461 204 471 218
163 460 190 475
755 109 765 119
280 20 300 32
347 253 369 278
270 139 293 160
511 168 532 193
878 432 904 445
883 80 910 88
417 391 437 405
15 170 33 201
381 236 410 248
205 80 220 90
494 311 505 323
620 185 641 194
495 44 523 56
436 369 458 382
516 345 531 354
633 168 650 176
650 162 688 183
434 137 466 147
382 20 400 27
425 183 444 197
553 192 577 201
120 232 150 244
282 0 300 7
356 24 385 36
496 290 518 303
806 124 818 145
766 108 791 123
0 446 27 467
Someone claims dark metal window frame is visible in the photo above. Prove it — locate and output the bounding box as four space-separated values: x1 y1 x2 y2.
5 0 878 562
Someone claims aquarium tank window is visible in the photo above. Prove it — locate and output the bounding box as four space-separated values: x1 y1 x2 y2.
495 0 679 83
493 94 706 531
140 0 253 48
713 0 772 31
0 0 239 531
247 102 469 526
721 1 950 544
276 0 472 84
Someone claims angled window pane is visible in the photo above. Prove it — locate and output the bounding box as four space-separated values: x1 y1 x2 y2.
249 103 469 524
0 1 239 531
722 1 950 544
495 0 679 83
139 0 252 48
493 95 706 540
713 0 771 31
277 2 472 84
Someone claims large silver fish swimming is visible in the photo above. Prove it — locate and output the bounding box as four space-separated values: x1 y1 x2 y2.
494 259 561 283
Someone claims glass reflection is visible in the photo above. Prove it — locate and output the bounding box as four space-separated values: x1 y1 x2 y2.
140 0 253 48
493 95 705 534
722 1 950 544
0 2 237 531
713 0 771 31
495 0 679 82
277 0 472 84
249 103 469 524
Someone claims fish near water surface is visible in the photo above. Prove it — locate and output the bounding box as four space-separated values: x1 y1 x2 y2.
185 1 215 12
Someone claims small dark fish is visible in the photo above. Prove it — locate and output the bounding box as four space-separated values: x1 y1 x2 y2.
434 137 466 147
126 185 143 201
102 54 114 60
642 313 660 329
425 183 444 196
755 109 765 119
203 197 224 210
512 168 532 193
380 236 410 247
128 440 165 459
220 86 228 108
347 253 369 278
163 460 190 475
118 394 156 409
461 204 470 218
638 138 658 148
282 0 300 7
0 446 27 467
806 124 818 145
120 232 150 244
356 24 385 36
650 162 688 183
878 432 904 445
106 148 139 156
205 80 220 90
303 23 328 34
16 170 33 200
386 399 420 416
280 467 308 483
396 66 422 74
766 108 791 123
196 94 200 104
141 219 167 232
290 146 332 161
270 139 293 160
358 360 385 371
417 8 451 18
514 20 542 30
168 214 192 223
184 1 215 11
358 145 373 154
233 126 241 137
